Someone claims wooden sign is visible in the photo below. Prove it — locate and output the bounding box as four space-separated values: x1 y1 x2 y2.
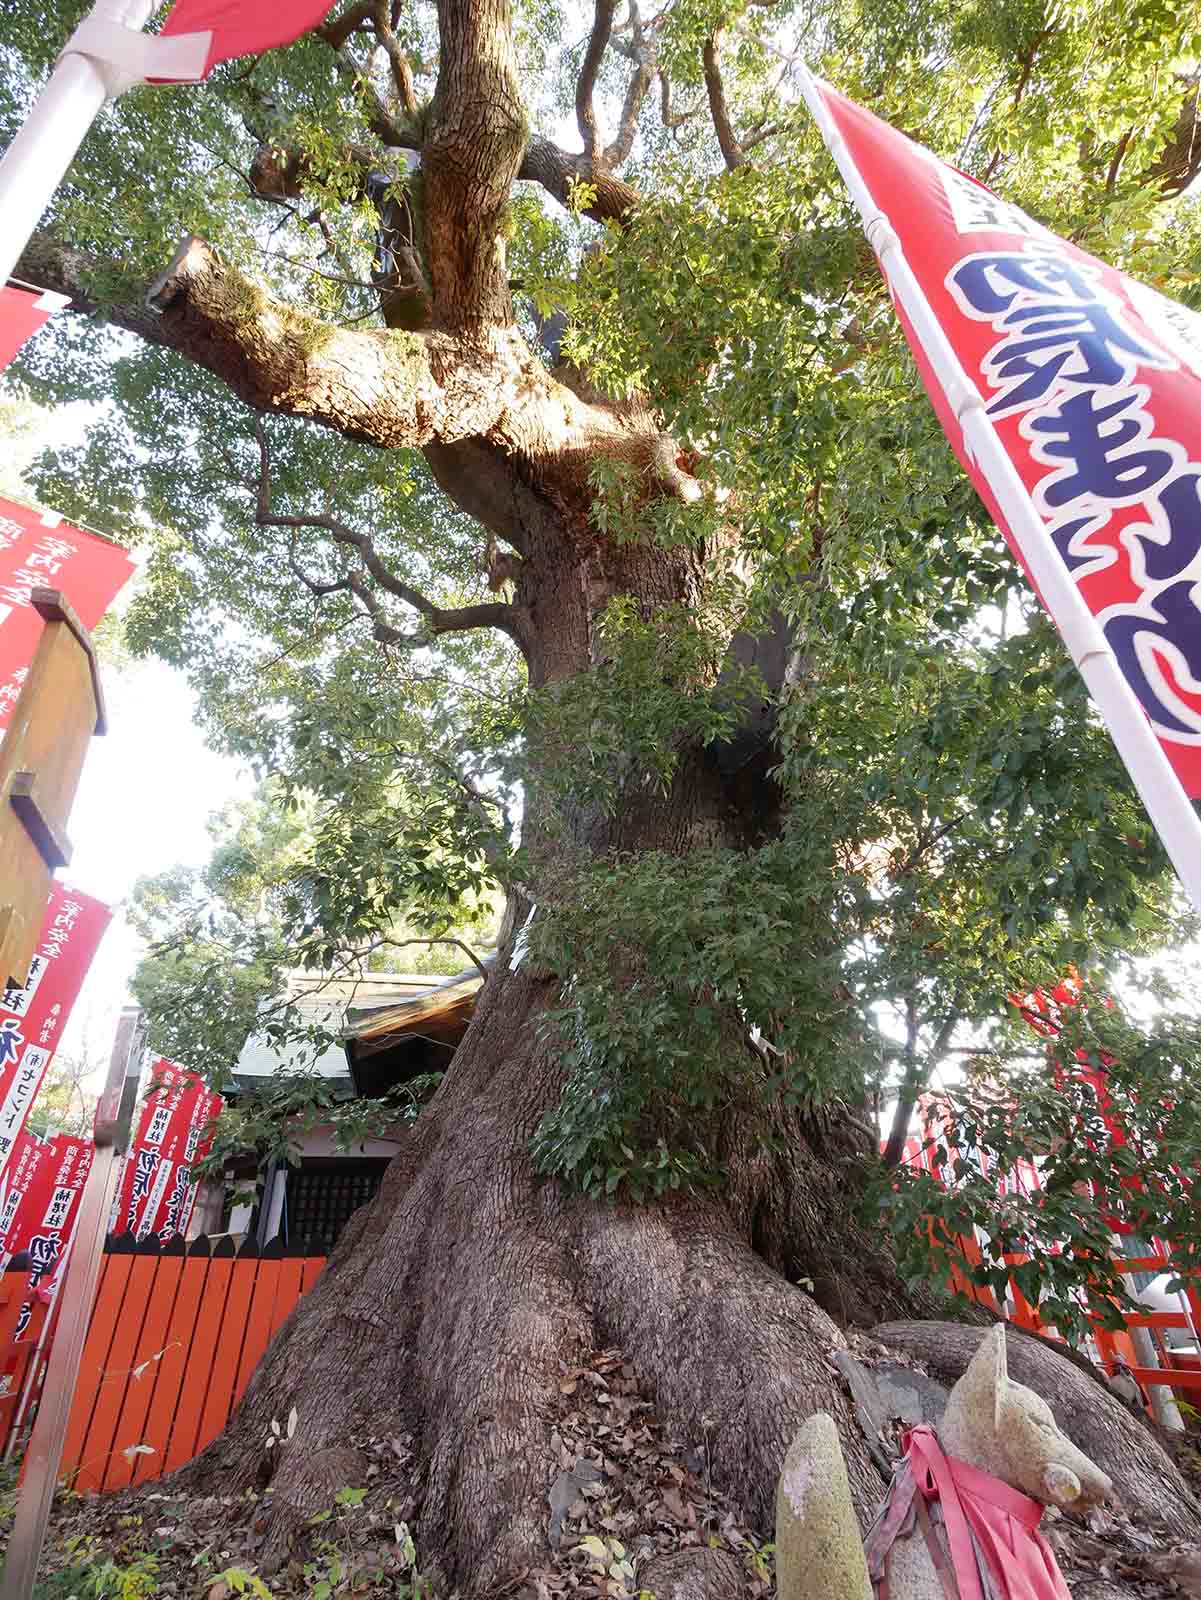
0 588 105 991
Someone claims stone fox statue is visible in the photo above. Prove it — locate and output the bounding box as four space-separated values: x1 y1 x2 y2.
776 1327 1113 1600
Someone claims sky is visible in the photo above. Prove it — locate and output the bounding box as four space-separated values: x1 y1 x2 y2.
58 648 252 1084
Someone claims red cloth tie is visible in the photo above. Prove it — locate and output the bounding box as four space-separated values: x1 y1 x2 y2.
872 1426 1073 1600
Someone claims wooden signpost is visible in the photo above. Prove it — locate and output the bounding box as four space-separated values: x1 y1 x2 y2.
0 586 106 989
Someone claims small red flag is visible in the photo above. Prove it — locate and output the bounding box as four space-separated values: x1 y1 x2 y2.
160 0 336 79
0 885 112 1187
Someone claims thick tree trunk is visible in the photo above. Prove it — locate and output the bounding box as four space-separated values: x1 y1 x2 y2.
180 952 935 1591
168 504 1199 1592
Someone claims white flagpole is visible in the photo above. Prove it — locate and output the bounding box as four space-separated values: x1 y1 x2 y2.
0 0 210 293
796 65 1201 920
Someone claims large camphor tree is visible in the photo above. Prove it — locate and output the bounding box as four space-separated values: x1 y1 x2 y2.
6 0 1201 1586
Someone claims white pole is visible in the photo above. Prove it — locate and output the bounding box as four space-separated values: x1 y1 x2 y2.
796 66 1201 919
0 0 209 293
0 0 152 292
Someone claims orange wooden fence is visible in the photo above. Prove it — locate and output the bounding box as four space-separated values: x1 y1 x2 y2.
1 1234 326 1491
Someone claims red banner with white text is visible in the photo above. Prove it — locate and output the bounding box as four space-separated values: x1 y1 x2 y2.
0 496 134 727
0 1131 51 1262
114 1060 222 1242
813 80 1201 795
0 284 66 371
0 884 111 1182
5 1134 92 1304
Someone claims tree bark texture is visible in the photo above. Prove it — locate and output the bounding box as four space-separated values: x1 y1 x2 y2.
179 947 1200 1592
179 960 909 1588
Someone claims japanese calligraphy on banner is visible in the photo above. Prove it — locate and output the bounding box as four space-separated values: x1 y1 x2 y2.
115 1060 222 1242
0 884 111 1182
0 1131 51 1260
0 283 67 372
811 82 1201 796
0 494 134 727
1 1132 92 1318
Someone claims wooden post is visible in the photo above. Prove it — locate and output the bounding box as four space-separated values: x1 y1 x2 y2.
0 587 105 991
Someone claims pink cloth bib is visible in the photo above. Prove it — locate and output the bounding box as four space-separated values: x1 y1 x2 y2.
866 1425 1072 1600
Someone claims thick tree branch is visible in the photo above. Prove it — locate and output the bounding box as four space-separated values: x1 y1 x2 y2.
317 0 377 50
423 0 528 325
371 0 419 115
659 73 699 132
519 137 641 223
603 1 656 167
1148 78 1201 195
16 236 177 351
21 232 700 553
140 235 505 445
577 0 618 162
248 111 640 230
702 32 746 171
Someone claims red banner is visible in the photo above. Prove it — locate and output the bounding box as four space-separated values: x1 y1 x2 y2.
3 1133 92 1287
0 496 134 727
0 284 66 371
0 1131 51 1260
814 82 1201 795
115 1060 222 1242
160 0 335 78
0 884 111 1182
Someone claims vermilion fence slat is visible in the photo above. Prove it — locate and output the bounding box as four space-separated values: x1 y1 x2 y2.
106 1246 187 1489
193 1249 259 1458
91 1249 162 1490
152 1244 213 1480
269 1257 304 1339
234 1255 280 1404
61 1250 133 1491
169 1244 237 1469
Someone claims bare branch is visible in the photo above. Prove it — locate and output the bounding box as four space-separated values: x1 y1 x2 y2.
577 0 619 162
659 72 699 132
315 10 417 148
391 937 491 981
604 0 656 166
702 31 746 171
883 1009 960 1169
1106 126 1135 193
371 0 419 115
740 120 782 154
247 422 519 643
318 0 376 50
